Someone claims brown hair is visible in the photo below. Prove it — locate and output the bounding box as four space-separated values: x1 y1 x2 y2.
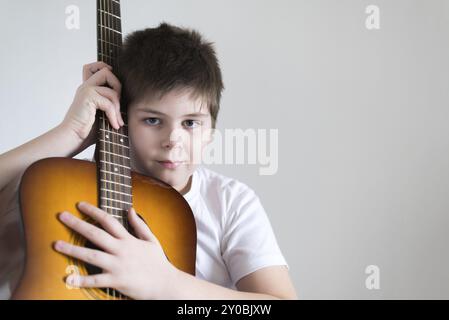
118 22 224 128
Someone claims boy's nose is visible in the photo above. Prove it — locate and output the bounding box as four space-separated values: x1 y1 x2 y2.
162 139 181 150
162 128 188 149
161 128 184 150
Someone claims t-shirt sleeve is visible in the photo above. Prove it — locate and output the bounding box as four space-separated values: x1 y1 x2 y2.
220 185 289 287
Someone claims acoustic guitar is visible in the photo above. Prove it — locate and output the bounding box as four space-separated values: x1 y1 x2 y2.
12 0 197 300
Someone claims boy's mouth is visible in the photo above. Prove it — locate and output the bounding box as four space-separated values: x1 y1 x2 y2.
156 160 184 169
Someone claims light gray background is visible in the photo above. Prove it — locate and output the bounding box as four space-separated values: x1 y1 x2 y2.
1 0 449 299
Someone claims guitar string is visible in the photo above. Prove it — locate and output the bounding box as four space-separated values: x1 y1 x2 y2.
107 0 115 300
110 0 123 300
115 0 129 236
108 0 120 300
116 0 126 299
100 0 110 300
98 0 105 299
107 0 116 300
101 101 109 300
113 0 125 233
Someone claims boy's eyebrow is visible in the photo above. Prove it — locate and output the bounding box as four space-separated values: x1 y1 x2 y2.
136 108 209 117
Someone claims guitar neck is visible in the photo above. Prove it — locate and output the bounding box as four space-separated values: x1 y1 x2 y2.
95 0 132 225
97 0 122 70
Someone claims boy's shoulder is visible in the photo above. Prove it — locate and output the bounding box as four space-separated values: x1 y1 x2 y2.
196 166 250 190
195 166 257 207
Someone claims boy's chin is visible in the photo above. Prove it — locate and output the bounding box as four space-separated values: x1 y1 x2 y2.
150 166 189 188
135 161 194 189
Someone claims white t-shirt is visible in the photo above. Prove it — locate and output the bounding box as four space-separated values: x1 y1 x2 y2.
184 165 288 288
0 160 288 298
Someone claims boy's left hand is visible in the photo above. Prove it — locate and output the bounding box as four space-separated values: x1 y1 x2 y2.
54 201 177 300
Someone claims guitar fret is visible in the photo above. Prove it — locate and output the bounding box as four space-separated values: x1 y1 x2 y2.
98 39 121 50
102 197 133 205
98 33 121 46
100 179 132 188
99 139 130 149
99 116 128 127
100 169 131 179
98 39 121 48
99 9 121 20
98 52 115 60
98 44 118 56
102 188 132 197
100 159 131 169
100 128 128 139
98 24 122 35
100 150 130 160
101 204 125 211
100 0 120 16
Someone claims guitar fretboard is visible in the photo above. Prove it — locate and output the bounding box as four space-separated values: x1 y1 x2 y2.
95 0 131 225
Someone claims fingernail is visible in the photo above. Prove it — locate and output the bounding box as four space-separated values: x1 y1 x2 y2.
54 241 64 250
59 212 69 221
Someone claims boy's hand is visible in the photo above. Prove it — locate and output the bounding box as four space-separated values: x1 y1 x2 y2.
53 202 177 300
61 62 125 146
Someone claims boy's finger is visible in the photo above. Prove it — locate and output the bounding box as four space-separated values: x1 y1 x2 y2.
94 86 122 127
77 201 129 239
85 67 121 96
83 62 113 82
93 92 121 130
57 211 118 253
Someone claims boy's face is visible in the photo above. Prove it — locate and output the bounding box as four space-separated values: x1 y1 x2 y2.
127 88 212 194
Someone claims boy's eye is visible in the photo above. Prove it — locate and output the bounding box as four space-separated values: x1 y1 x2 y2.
145 118 161 126
144 118 200 128
183 120 201 129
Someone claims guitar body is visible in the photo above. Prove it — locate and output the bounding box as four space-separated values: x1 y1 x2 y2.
12 157 196 300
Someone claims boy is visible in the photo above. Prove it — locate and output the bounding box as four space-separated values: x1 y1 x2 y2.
0 23 297 299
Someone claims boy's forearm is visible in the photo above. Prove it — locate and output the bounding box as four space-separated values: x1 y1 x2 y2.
0 123 85 191
163 269 282 300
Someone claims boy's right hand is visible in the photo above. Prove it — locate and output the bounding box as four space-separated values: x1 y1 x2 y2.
61 61 125 146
